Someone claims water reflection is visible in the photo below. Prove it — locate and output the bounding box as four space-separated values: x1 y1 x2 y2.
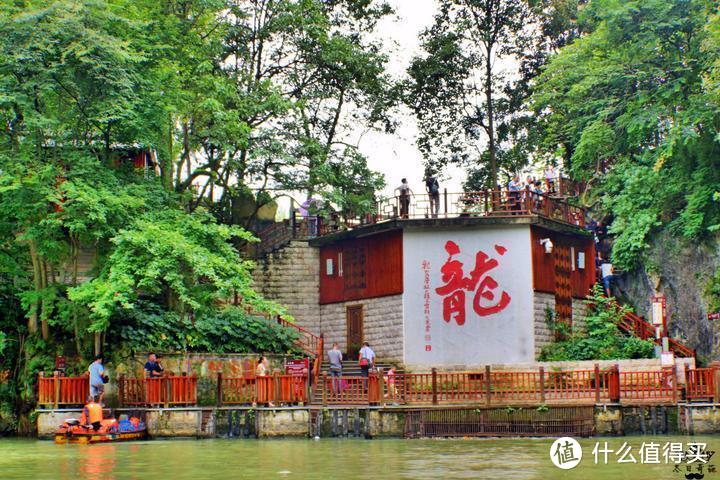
78 444 116 480
1 436 719 480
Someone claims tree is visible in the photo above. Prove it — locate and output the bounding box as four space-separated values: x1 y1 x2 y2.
406 0 537 190
0 1 292 422
532 0 720 268
166 0 396 223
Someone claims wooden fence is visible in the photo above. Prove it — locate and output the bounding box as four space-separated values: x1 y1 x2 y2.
218 373 308 406
686 367 716 402
118 376 198 407
320 375 381 405
37 373 89 408
39 365 720 408
316 366 685 407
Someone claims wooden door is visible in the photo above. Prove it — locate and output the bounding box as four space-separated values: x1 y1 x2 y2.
346 305 364 360
553 242 573 339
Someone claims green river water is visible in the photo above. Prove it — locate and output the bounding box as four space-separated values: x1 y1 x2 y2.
0 436 717 480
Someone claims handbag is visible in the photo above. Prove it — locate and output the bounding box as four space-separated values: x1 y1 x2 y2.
359 358 369 367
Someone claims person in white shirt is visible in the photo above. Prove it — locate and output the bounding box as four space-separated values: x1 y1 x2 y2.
545 165 558 193
396 179 413 219
508 175 522 212
358 342 375 378
601 260 617 296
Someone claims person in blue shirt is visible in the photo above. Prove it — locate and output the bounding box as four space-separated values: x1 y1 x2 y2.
144 353 164 378
88 355 105 406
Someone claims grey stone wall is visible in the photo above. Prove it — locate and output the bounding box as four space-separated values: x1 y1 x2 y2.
572 297 589 334
319 295 404 363
534 292 556 359
617 230 719 359
534 293 591 359
252 240 320 333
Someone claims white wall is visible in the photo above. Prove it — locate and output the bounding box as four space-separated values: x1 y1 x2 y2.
402 226 534 368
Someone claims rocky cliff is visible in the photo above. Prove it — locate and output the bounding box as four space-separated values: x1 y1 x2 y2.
616 231 720 361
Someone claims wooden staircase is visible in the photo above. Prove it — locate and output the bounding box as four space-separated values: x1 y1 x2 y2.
309 361 402 406
617 310 695 358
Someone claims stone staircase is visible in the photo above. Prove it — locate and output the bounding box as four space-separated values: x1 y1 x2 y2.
309 360 402 405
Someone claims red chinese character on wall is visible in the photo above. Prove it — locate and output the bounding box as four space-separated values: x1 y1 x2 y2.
435 240 511 325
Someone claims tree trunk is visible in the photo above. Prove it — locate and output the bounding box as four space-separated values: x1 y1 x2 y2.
485 46 497 190
160 114 175 190
27 240 41 334
40 260 49 340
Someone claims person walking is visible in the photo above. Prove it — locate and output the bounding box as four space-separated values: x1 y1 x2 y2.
358 342 375 378
601 259 618 296
88 354 106 406
327 343 343 394
424 173 440 218
396 179 413 219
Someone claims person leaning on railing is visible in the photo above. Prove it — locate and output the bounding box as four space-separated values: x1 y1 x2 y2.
144 352 164 378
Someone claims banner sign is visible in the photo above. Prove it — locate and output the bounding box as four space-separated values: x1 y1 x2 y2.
285 358 309 376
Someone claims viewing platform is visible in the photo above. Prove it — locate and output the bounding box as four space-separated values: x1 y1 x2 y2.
249 188 587 257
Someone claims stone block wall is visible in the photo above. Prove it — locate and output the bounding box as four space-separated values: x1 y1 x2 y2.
534 293 591 359
533 292 555 359
252 240 321 333
572 298 588 333
319 295 403 363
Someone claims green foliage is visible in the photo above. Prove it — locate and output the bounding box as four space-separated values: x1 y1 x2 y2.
704 269 720 315
532 0 720 269
111 302 301 355
0 0 326 427
540 285 656 361
68 208 283 331
544 306 571 338
406 0 584 187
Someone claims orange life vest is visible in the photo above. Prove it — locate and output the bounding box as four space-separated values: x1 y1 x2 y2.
85 402 103 424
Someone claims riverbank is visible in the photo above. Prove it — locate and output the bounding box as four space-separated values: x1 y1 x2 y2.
33 403 720 439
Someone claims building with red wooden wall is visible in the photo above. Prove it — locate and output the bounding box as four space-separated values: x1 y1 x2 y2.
253 198 596 370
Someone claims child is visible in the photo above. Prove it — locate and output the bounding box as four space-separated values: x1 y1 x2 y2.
385 367 396 401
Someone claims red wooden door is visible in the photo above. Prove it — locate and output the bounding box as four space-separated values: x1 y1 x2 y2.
553 242 573 339
346 305 364 360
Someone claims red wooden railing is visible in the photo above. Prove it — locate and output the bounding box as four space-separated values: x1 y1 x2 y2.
218 376 256 405
686 367 715 401
42 365 713 409
216 373 308 405
118 376 198 407
321 374 381 405
384 368 613 406
312 190 585 235
37 374 89 408
618 368 677 404
379 366 686 407
276 316 321 357
617 311 695 358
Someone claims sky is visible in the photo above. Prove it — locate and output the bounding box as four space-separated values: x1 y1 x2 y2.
358 0 467 196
